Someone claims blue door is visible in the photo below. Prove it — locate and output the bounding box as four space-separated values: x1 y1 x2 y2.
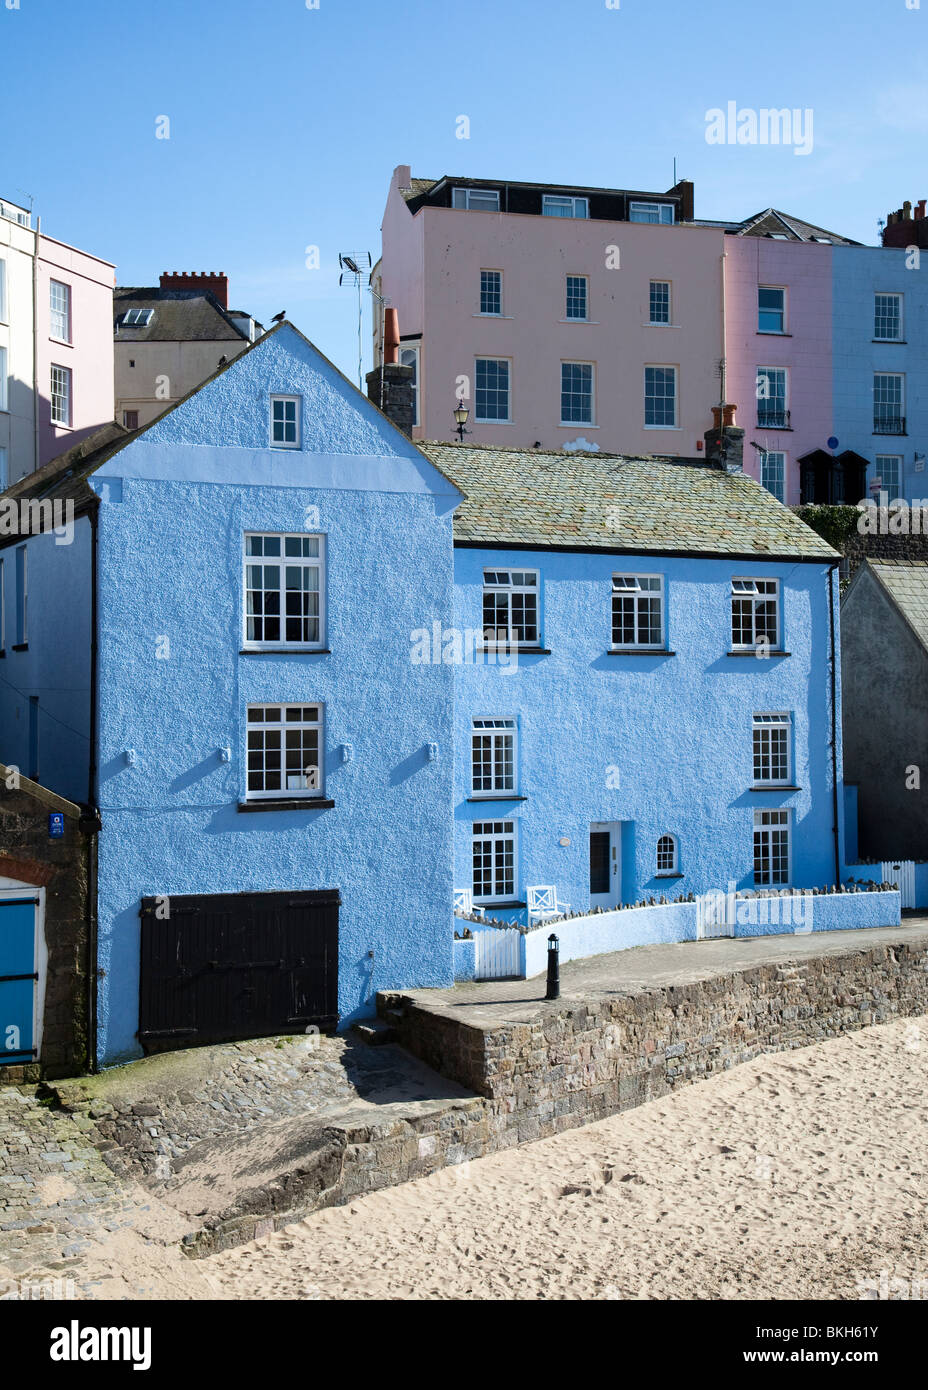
0 899 38 1064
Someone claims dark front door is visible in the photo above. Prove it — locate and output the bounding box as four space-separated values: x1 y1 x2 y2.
590 832 610 896
138 889 339 1052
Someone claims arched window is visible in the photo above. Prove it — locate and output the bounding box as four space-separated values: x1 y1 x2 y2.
656 834 678 875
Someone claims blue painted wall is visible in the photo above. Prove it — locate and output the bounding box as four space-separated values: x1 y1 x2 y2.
832 246 928 502
89 326 460 1064
452 548 842 923
0 518 92 803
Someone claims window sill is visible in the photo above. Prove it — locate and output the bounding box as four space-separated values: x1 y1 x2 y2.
559 423 598 429
476 900 526 910
655 871 684 879
756 331 791 337
472 314 515 320
872 339 906 344
751 784 801 792
756 424 792 432
10 643 28 653
607 648 675 656
467 795 527 802
643 425 682 431
727 649 790 658
873 431 907 438
558 319 600 325
474 419 513 426
643 322 680 329
239 647 331 655
50 337 73 349
478 645 551 656
238 798 334 812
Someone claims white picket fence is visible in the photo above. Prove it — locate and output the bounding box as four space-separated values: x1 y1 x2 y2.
881 860 916 910
473 926 523 979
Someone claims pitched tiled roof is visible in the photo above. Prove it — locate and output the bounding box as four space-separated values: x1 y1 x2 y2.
400 178 439 203
864 560 928 652
114 288 248 342
418 443 838 559
734 208 859 245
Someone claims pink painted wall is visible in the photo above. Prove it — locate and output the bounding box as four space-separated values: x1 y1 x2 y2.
380 168 726 455
37 235 115 465
724 238 833 504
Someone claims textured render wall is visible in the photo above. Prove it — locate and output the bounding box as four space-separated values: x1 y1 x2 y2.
37 238 115 466
381 931 928 1150
725 238 834 505
0 219 38 484
0 518 93 804
832 246 928 502
91 325 460 1065
840 569 928 858
453 548 840 917
523 903 698 976
453 935 476 981
414 211 724 453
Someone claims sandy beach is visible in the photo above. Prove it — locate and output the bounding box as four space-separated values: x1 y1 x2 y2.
157 1013 926 1302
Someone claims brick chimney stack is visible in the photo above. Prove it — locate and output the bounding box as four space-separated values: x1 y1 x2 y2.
704 403 744 472
882 200 928 250
159 271 229 308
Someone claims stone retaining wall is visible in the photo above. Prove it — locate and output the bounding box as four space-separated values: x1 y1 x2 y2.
379 934 928 1153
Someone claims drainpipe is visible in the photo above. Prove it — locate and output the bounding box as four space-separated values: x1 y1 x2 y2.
719 247 728 422
32 216 40 475
84 503 101 1070
828 561 841 885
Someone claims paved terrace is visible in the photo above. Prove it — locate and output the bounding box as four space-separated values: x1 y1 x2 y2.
399 919 928 1028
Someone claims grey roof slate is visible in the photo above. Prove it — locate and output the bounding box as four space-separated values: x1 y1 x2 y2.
865 559 928 652
734 208 860 245
419 442 837 559
114 288 248 342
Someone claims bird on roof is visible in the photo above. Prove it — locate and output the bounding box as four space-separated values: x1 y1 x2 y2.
271 311 286 324
217 355 228 368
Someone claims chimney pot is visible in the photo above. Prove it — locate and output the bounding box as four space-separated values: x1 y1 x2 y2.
383 308 400 365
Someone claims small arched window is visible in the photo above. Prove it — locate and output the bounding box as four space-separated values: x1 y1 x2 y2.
656 834 678 875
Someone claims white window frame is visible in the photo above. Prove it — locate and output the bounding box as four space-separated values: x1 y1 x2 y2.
49 280 71 344
873 372 905 434
760 450 786 503
243 532 326 650
611 573 665 650
245 703 324 801
560 361 594 426
656 834 678 876
452 187 500 212
472 819 518 904
270 394 301 448
756 366 788 428
731 577 780 651
0 346 7 412
479 269 502 316
753 808 791 887
471 718 518 797
0 257 7 323
398 344 420 427
874 291 903 342
565 274 589 321
644 365 678 428
758 285 786 334
121 308 154 327
542 194 589 218
752 713 792 787
482 568 539 648
50 364 71 426
649 280 671 325
874 454 903 498
630 201 675 225
475 357 511 423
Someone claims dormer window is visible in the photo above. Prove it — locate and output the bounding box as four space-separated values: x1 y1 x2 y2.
630 201 675 225
543 195 589 219
122 308 154 326
452 187 500 212
270 394 301 448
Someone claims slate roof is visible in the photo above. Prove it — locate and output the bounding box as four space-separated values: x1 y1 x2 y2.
114 288 248 342
399 177 439 203
863 560 928 652
418 443 837 560
733 208 859 245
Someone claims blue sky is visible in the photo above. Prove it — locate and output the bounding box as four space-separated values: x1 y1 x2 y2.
3 0 926 380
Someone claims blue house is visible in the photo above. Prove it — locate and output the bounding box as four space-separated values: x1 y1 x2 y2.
0 324 461 1066
420 443 844 924
832 245 928 504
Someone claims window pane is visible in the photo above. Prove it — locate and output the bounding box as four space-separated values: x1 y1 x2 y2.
649 281 670 324
476 359 509 421
644 367 676 427
560 362 593 423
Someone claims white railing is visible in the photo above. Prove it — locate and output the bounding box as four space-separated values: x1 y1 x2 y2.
473 926 522 980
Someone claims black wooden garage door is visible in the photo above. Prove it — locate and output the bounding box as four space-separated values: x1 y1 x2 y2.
138 890 339 1052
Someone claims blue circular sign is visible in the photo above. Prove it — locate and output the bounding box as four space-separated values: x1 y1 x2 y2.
827 436 839 450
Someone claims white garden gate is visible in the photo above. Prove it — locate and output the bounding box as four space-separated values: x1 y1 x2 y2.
696 892 735 940
473 926 523 980
881 860 916 910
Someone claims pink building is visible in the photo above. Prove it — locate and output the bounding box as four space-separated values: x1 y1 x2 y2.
377 170 859 501
37 233 115 467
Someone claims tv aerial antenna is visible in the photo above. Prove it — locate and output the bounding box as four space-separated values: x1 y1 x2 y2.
338 252 373 389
